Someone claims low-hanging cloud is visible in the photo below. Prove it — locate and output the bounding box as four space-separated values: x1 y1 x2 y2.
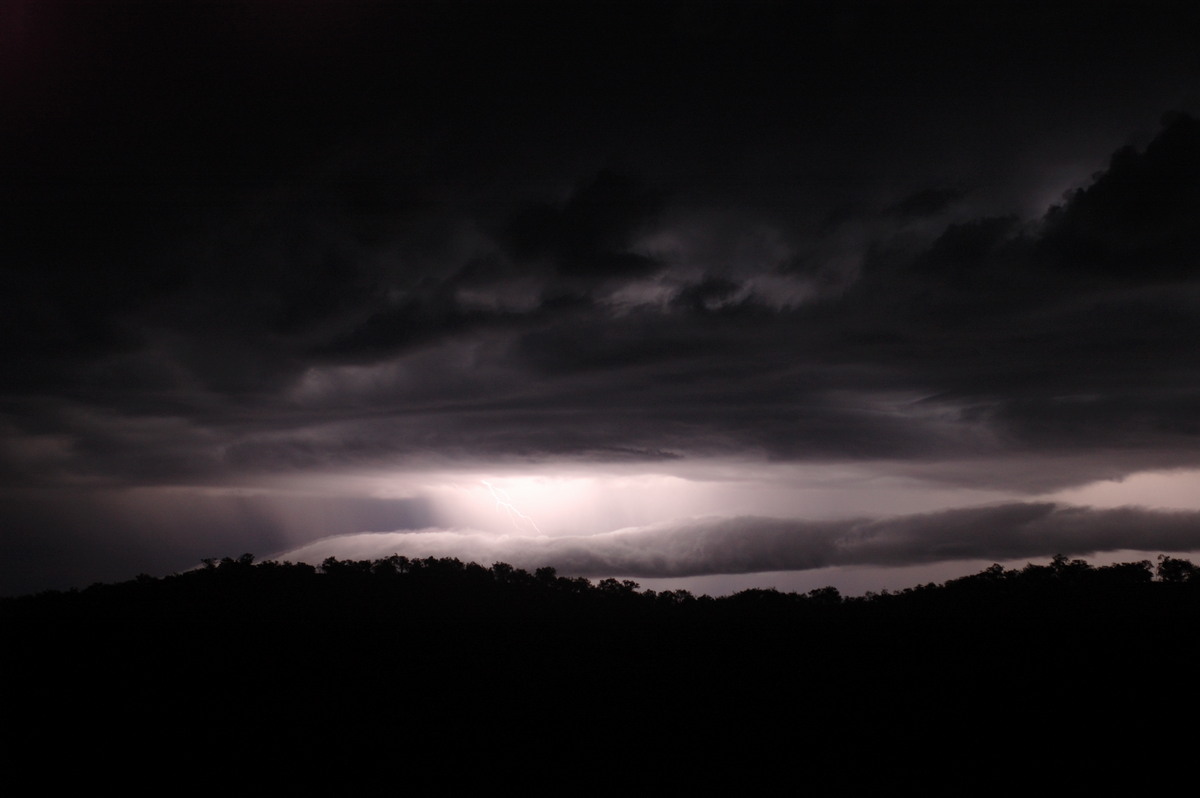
273 502 1200 578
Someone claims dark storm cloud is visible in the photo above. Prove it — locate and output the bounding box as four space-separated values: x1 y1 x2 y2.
278 502 1200 579
7 113 1200 487
5 0 1200 591
504 170 666 281
671 276 746 314
314 291 512 364
1041 112 1200 282
887 187 967 219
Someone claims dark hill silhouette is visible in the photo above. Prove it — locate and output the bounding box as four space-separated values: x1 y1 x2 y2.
4 554 1198 789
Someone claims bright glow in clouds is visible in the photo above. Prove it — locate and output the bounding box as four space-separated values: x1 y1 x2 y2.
404 471 702 536
482 480 541 533
274 502 1200 585
1049 469 1200 510
357 460 1019 538
257 463 1200 595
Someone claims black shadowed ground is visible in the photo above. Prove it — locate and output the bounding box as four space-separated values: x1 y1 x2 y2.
4 553 1199 788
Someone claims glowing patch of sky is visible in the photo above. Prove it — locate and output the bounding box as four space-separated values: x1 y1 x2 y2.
1048 469 1200 511
351 460 1020 538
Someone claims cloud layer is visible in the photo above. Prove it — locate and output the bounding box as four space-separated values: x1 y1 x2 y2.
5 113 1200 488
276 502 1200 579
3 1 1200 592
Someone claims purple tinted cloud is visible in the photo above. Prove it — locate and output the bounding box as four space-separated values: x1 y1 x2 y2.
276 503 1200 578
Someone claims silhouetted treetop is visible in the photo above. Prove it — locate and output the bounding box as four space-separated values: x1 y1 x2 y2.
4 552 1199 630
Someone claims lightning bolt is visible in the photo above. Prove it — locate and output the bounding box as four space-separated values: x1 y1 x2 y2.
482 480 542 534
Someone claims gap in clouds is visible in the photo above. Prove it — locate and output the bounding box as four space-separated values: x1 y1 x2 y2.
259 464 1200 597
1048 470 1200 511
399 462 1024 538
269 478 1200 596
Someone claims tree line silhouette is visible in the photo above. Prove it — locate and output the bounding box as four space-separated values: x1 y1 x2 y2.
7 551 1200 624
4 552 1199 788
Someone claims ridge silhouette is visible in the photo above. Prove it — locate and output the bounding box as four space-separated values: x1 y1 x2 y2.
4 553 1196 789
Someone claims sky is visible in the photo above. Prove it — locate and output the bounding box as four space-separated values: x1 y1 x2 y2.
3 0 1200 597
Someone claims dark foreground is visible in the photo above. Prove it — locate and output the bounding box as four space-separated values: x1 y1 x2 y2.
4 554 1199 789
